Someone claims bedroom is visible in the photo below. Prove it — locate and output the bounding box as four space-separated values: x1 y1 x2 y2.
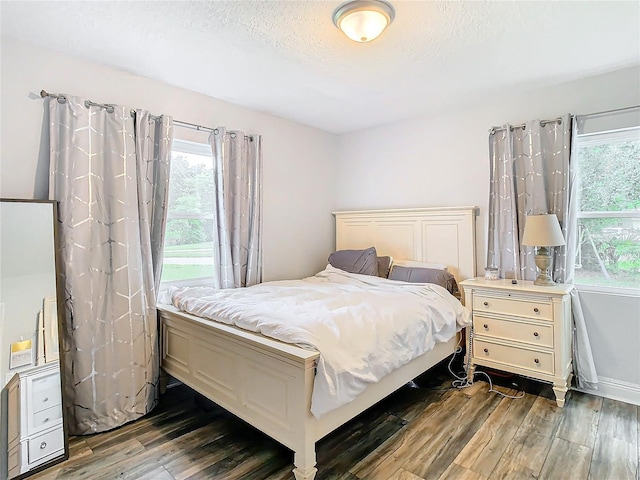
0 1 638 479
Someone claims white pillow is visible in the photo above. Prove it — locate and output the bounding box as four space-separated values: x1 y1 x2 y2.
392 258 449 272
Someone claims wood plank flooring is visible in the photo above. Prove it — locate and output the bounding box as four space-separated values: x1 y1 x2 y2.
30 363 639 480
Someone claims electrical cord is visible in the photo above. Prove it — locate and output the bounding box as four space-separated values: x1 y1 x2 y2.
447 331 525 400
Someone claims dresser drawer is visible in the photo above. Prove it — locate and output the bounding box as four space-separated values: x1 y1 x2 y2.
473 339 554 375
28 427 64 465
474 315 554 348
473 294 553 321
32 386 62 413
30 404 63 434
30 371 60 393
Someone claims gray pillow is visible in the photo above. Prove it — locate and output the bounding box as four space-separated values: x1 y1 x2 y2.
389 265 459 295
377 256 392 278
328 247 379 277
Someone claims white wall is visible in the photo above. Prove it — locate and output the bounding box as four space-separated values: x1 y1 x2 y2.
336 66 640 403
0 37 338 281
578 291 640 400
0 274 56 382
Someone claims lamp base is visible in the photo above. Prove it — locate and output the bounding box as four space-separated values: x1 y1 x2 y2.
533 273 556 286
534 248 556 286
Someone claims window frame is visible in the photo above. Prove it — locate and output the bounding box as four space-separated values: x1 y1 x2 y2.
160 138 216 288
573 126 640 295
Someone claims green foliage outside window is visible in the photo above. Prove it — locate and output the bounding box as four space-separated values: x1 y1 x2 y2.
165 153 215 246
161 150 216 283
578 142 640 211
576 140 640 289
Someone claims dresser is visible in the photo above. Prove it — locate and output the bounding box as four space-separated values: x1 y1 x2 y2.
459 278 574 407
7 362 65 478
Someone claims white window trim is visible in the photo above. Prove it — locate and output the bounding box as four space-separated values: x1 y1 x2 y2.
173 138 212 157
575 283 640 298
578 211 640 219
577 126 640 146
160 276 213 289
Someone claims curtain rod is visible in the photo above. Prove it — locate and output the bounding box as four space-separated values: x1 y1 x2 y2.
174 119 214 133
173 120 253 141
40 90 253 140
576 104 640 119
490 117 563 135
41 89 119 113
489 105 640 135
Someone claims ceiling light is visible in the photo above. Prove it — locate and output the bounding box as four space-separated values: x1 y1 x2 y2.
333 0 395 43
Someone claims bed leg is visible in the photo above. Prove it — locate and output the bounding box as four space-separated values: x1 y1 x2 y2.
293 444 317 480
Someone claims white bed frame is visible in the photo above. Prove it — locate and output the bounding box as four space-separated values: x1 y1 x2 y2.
159 206 477 479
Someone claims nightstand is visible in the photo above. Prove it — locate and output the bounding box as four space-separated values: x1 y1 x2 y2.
7 362 64 477
459 278 574 407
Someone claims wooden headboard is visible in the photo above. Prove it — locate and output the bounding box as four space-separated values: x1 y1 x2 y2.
333 206 478 282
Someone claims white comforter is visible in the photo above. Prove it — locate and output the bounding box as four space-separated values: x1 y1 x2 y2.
169 265 470 418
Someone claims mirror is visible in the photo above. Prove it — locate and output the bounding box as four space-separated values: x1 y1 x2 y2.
0 199 68 479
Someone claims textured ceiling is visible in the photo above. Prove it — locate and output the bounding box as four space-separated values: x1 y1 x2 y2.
2 1 639 133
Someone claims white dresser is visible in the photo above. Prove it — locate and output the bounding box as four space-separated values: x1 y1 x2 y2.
459 278 574 407
7 362 65 478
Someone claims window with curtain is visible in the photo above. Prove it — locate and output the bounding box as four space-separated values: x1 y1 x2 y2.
574 110 640 291
160 139 215 286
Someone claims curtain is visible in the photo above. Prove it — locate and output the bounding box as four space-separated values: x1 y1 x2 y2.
487 114 598 389
209 128 262 289
48 95 172 434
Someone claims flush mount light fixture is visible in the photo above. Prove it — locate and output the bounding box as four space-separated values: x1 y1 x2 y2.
333 0 395 43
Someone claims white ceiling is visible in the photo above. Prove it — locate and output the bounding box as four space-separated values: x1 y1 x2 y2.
2 1 639 134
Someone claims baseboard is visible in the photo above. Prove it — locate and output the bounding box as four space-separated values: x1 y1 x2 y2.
574 376 640 406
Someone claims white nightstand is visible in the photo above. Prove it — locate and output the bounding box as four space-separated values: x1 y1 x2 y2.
7 362 65 477
459 278 574 407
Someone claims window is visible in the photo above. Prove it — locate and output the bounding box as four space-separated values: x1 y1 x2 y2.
160 139 215 286
574 121 640 291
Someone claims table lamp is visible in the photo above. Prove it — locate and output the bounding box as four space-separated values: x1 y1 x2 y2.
521 214 566 286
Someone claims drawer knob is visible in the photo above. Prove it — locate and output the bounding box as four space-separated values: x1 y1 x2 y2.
483 301 489 306
483 348 489 354
534 358 540 364
44 397 48 402
533 332 539 337
533 307 539 313
40 441 47 450
43 417 49 423
483 324 489 329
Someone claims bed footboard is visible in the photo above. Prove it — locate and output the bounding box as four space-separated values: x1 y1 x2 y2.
159 305 458 479
160 306 319 477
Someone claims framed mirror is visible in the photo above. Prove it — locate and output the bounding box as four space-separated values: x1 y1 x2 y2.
0 199 68 479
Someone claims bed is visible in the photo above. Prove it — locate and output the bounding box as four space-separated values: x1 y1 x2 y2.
158 206 477 480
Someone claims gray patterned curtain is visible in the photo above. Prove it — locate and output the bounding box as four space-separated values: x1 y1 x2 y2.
209 128 262 289
487 114 598 389
48 95 172 434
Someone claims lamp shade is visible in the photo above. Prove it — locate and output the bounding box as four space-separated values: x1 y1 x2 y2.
522 214 566 247
333 0 395 43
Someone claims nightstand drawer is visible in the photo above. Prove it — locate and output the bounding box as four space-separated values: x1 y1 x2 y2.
32 387 62 413
27 428 64 465
30 404 63 434
473 294 553 321
473 339 554 375
30 371 60 393
474 315 553 348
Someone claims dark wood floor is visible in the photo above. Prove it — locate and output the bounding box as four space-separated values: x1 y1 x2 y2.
31 362 638 480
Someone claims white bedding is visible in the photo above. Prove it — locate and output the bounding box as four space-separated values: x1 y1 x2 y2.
168 265 471 418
